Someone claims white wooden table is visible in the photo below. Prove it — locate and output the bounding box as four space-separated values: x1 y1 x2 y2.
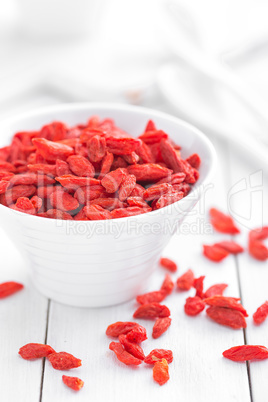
0 92 267 402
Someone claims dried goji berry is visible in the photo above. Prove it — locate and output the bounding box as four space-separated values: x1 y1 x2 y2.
185 297 205 316
127 196 149 208
27 164 57 176
83 205 112 220
123 152 139 165
0 161 16 172
109 342 142 365
176 269 194 291
206 306 247 329
89 198 124 210
3 185 36 205
138 130 168 144
223 345 268 361
118 334 145 360
253 301 268 325
193 276 205 298
128 164 172 182
50 188 79 212
67 155 95 177
48 352 82 370
106 137 139 155
19 343 55 359
160 274 174 296
111 206 151 219
214 241 244 254
204 284 228 299
152 317 172 339
130 184 145 198
106 322 139 337
118 174 136 201
13 197 36 215
144 120 157 132
186 153 201 169
40 122 67 141
0 281 23 298
101 168 126 193
32 138 74 162
145 349 173 364
62 375 84 391
135 140 154 163
56 159 71 176
160 139 186 174
99 152 114 179
31 196 43 212
248 240 268 261
143 183 173 202
153 358 170 386
126 325 147 343
44 209 73 220
209 208 240 234
204 296 248 317
87 135 106 162
0 180 9 194
56 175 100 189
136 290 166 305
133 303 170 319
203 245 229 262
153 191 184 210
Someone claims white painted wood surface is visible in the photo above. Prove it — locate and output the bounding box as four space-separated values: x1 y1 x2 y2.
0 95 267 402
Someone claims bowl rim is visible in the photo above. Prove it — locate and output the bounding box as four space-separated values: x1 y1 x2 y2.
0 102 217 224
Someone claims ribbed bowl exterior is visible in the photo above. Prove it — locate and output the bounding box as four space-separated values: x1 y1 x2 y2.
0 103 216 307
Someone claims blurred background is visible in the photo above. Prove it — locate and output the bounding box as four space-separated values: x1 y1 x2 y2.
1 0 268 165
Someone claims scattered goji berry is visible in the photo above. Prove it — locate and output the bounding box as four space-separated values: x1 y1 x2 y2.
248 235 268 261
153 358 170 386
176 269 194 291
0 281 24 298
193 276 205 298
109 342 142 365
152 317 172 339
203 245 229 262
159 257 177 272
214 241 244 254
136 290 166 305
133 303 170 319
47 352 82 370
106 322 139 337
118 335 145 360
204 296 248 317
209 208 240 234
184 297 205 316
204 284 228 299
223 345 268 361
62 375 84 391
160 274 174 295
19 343 55 359
206 306 247 329
145 349 173 364
253 301 268 325
126 325 147 343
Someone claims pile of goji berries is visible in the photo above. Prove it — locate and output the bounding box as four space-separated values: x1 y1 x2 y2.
0 117 201 220
18 343 84 391
203 207 268 262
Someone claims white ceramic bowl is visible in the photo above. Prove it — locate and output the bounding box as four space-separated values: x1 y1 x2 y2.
0 103 216 307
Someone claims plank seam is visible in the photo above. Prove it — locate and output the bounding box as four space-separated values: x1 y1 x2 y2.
39 299 51 402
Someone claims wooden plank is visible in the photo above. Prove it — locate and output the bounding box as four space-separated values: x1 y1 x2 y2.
41 137 251 402
229 144 268 402
0 227 48 402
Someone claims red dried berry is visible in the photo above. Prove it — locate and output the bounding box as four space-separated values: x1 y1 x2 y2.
153 358 170 386
127 196 149 208
223 345 268 361
32 138 74 162
126 325 147 343
138 130 168 144
206 306 247 329
44 209 73 220
106 322 139 337
193 276 205 298
203 245 229 262
118 174 136 201
106 137 139 155
48 352 82 370
136 290 166 305
127 164 172 182
204 284 228 299
176 269 194 291
13 197 36 215
253 301 268 325
83 205 112 220
248 238 268 261
56 174 100 189
204 296 248 317
0 281 24 298
143 183 173 202
186 153 201 169
145 349 173 364
185 297 205 316
214 241 244 254
87 135 106 162
152 317 172 339
111 206 151 219
19 343 55 360
67 155 95 177
133 303 170 319
209 208 240 234
161 274 174 296
50 189 79 212
101 168 126 193
109 342 142 365
62 375 84 391
159 257 177 273
99 152 114 179
118 335 145 360
154 191 184 210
